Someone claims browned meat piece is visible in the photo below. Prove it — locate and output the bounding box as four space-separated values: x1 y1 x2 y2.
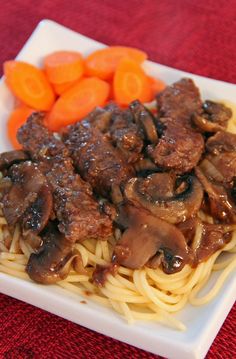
148 117 204 173
3 161 52 235
27 223 74 284
17 113 113 242
206 131 236 154
192 101 232 133
124 173 203 224
109 108 144 163
64 120 134 198
156 78 202 121
148 78 204 173
87 103 119 133
113 204 191 274
0 150 29 171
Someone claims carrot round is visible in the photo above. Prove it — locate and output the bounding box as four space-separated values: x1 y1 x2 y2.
7 106 35 149
52 79 79 96
47 77 110 131
4 61 55 111
113 58 152 105
44 51 84 84
85 46 147 80
148 76 166 97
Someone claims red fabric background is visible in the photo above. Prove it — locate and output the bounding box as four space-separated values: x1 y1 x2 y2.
0 1 235 358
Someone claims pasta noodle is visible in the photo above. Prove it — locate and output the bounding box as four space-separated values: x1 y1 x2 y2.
0 214 235 331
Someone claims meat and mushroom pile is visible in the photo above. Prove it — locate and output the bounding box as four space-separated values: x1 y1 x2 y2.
0 77 235 285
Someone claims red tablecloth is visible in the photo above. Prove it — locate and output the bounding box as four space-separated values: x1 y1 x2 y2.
0 1 235 358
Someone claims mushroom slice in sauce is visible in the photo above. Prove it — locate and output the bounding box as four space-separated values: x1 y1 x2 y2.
113 205 190 274
3 161 52 234
0 150 29 171
129 100 158 144
27 223 74 284
124 173 203 224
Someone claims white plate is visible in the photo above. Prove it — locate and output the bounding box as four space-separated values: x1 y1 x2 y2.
0 19 235 359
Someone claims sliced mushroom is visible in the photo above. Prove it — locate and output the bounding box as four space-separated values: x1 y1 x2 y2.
3 161 52 234
195 167 236 223
124 173 203 224
192 113 225 133
0 150 29 171
206 131 236 155
113 205 190 274
27 224 74 284
130 100 158 144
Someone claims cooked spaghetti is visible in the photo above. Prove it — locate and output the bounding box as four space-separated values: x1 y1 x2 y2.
0 205 236 331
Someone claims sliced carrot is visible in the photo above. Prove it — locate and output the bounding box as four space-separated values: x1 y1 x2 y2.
44 51 84 84
47 77 110 131
52 79 78 95
7 106 35 149
4 61 55 111
148 76 166 97
85 46 147 80
113 58 152 105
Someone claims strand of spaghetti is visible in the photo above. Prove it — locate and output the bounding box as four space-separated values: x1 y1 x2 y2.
87 251 108 266
19 238 32 258
191 222 203 251
105 280 138 296
150 304 186 331
118 266 133 276
189 256 236 305
101 240 111 262
95 240 102 258
9 224 20 253
0 252 26 260
107 273 127 288
139 270 189 312
58 281 111 307
171 263 205 295
65 274 90 282
115 274 137 291
0 264 29 279
145 265 192 284
99 286 149 303
83 238 96 253
116 302 134 324
0 259 25 271
152 276 188 292
133 269 147 297
75 244 89 267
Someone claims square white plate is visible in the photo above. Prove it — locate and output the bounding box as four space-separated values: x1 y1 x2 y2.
0 19 235 359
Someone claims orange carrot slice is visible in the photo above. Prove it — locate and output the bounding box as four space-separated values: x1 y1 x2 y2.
44 51 84 84
52 79 78 95
148 76 166 97
85 46 147 80
47 77 110 131
7 106 35 149
4 61 55 111
113 58 152 105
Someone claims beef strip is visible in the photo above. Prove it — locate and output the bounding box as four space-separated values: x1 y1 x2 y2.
109 108 144 163
17 112 113 242
147 78 204 173
64 120 134 198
